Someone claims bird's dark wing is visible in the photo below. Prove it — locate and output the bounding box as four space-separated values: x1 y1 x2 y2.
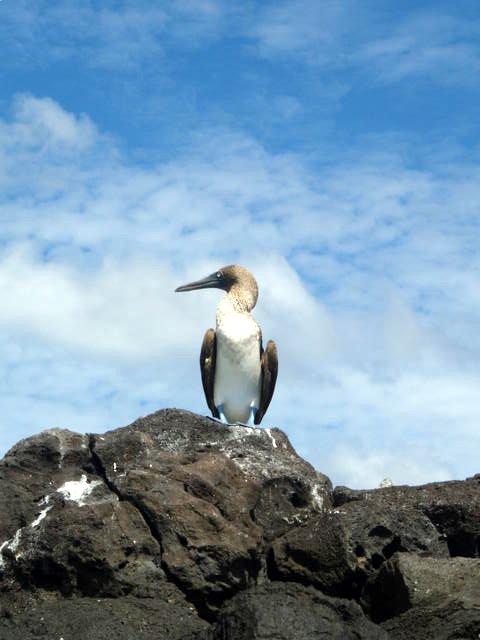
255 338 278 425
200 328 219 418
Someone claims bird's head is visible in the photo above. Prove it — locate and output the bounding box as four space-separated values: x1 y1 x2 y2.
175 264 258 311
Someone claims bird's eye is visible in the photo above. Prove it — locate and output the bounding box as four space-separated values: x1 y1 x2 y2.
216 271 222 278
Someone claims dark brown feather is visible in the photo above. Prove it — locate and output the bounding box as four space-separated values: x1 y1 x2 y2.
200 328 219 418
255 339 278 424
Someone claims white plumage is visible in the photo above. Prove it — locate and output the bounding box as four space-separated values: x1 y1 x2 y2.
214 296 261 423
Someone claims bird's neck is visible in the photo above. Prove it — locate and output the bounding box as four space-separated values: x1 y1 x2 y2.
217 291 254 318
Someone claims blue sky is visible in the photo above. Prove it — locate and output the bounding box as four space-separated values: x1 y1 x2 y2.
0 0 479 488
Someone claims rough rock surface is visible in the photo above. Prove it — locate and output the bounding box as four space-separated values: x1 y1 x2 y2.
210 582 389 639
363 553 480 639
0 409 478 639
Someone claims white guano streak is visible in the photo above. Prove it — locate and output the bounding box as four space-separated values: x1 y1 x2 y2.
310 484 325 510
0 497 52 568
265 428 277 448
57 474 102 506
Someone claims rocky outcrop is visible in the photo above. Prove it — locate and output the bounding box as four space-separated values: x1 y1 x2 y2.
0 409 479 639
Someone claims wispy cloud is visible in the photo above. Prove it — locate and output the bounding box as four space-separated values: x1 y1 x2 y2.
359 12 480 85
0 0 235 72
250 1 353 62
0 2 156 70
249 1 480 87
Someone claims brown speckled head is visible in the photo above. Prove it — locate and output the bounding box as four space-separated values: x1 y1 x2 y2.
217 264 258 312
175 264 259 311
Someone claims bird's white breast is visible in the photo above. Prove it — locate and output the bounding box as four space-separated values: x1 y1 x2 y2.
214 302 261 423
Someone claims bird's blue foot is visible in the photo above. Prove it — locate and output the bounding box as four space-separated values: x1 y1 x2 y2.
246 406 257 427
217 404 229 424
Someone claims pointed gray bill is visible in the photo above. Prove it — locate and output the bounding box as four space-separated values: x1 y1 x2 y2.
175 271 224 292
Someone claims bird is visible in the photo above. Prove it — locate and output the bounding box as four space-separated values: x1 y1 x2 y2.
175 264 278 426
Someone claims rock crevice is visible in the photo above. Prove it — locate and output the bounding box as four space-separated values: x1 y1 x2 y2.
88 434 165 553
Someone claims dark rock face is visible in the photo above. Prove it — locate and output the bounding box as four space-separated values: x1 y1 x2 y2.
0 593 205 640
0 409 479 639
210 582 389 640
269 482 453 599
363 553 480 639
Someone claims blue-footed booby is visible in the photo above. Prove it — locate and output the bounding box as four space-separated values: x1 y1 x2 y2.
175 265 278 426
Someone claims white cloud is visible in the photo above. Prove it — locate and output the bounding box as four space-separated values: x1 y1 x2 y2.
324 446 453 490
0 249 193 360
5 94 98 152
315 368 480 487
0 95 479 489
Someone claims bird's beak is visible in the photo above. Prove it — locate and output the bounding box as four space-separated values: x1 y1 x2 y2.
175 272 223 292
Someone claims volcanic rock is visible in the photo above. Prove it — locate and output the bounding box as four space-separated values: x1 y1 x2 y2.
0 409 478 639
362 552 480 639
209 581 389 639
